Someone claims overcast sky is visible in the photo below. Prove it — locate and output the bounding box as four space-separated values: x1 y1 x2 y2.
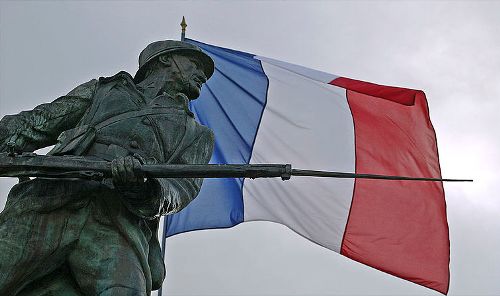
1 1 499 295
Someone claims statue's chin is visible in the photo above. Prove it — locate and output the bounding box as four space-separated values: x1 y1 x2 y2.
184 85 201 101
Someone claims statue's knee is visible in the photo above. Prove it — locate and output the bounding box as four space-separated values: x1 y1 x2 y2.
98 286 146 296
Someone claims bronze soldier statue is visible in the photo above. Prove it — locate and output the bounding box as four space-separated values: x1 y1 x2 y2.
0 40 215 295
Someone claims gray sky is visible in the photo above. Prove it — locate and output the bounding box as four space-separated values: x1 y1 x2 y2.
1 1 499 295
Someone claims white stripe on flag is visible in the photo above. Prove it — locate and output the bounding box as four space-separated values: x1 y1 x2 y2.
242 58 355 252
255 56 338 83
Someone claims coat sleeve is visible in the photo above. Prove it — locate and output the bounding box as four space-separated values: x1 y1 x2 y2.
152 128 215 216
0 79 97 153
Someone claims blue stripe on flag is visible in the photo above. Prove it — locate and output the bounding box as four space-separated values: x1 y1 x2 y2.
165 39 269 236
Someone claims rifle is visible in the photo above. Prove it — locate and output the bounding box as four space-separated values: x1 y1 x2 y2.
0 152 472 182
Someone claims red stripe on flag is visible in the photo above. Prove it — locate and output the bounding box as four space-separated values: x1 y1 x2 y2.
331 76 420 106
330 78 450 294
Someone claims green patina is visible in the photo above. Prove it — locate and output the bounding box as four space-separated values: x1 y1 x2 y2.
0 40 215 296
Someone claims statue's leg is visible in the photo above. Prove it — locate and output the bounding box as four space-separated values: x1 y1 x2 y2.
68 205 149 296
0 206 90 296
16 265 82 296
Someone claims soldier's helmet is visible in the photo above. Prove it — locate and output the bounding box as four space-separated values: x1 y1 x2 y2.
135 40 214 82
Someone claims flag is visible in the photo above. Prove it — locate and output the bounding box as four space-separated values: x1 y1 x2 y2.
164 38 450 294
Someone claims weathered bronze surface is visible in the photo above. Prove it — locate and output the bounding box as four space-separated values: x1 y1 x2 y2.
0 40 215 295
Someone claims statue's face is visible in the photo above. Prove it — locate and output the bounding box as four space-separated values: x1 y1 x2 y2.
168 54 207 100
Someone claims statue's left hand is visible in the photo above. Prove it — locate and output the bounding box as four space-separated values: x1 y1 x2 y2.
0 116 29 153
111 155 145 193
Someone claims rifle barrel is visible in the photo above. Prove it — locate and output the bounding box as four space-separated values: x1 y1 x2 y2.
142 164 290 179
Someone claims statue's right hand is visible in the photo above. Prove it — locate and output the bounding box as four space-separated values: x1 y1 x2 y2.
111 155 145 194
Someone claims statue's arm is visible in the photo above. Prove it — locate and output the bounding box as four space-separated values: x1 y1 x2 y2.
0 79 97 153
117 128 214 219
154 128 215 215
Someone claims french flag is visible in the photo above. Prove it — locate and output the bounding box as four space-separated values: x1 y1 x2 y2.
164 39 449 294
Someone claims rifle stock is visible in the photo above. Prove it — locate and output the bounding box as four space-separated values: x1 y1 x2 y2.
0 153 291 180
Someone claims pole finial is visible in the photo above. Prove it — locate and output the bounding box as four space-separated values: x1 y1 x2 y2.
180 16 187 41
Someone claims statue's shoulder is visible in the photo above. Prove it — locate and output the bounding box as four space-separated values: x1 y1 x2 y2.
67 78 98 98
67 71 135 98
66 71 135 100
98 71 135 85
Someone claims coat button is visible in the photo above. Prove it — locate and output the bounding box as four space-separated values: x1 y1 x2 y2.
141 117 151 125
130 140 139 149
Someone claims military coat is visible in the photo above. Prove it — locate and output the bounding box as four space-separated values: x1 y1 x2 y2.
0 71 214 293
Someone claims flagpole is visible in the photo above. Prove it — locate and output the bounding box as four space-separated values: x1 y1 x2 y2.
180 16 187 41
157 215 168 296
159 17 187 296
